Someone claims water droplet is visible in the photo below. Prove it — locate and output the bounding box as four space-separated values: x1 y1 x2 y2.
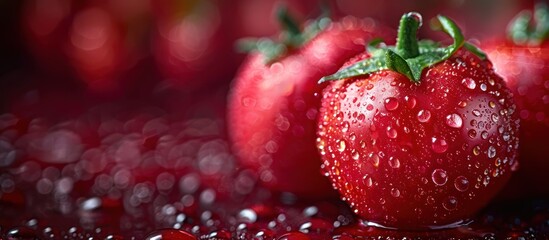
366 104 374 111
338 140 346 152
480 83 487 91
351 151 360 160
468 129 477 139
458 101 467 108
431 137 449 153
445 114 463 128
489 101 496 108
432 169 448 186
342 122 350 133
491 113 499 123
405 96 417 109
472 110 481 117
369 153 379 167
388 157 400 169
462 78 476 89
454 176 469 192
384 97 399 111
443 196 458 211
363 175 373 187
481 131 489 139
487 146 496 158
417 110 431 123
386 126 398 139
502 132 511 141
473 146 481 156
391 188 401 197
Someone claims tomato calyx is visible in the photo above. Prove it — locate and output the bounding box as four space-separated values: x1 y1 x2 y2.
508 3 549 46
319 12 486 84
237 5 331 64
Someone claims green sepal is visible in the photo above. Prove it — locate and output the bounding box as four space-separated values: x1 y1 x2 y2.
464 42 486 60
319 13 478 83
508 3 549 46
235 5 331 64
385 49 415 82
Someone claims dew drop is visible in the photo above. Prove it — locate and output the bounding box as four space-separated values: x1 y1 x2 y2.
386 126 398 139
473 146 481 156
468 129 477 139
480 83 487 91
458 101 467 108
391 188 401 197
351 151 360 160
363 175 373 187
417 110 431 123
431 137 449 153
462 78 476 89
338 140 346 152
454 176 469 192
366 104 374 111
491 113 499 123
489 101 496 108
405 96 417 109
502 132 511 141
443 196 458 211
342 122 350 133
472 110 481 117
384 97 399 111
487 146 496 158
445 114 463 128
388 157 400 169
432 169 448 186
369 153 380 167
481 131 489 139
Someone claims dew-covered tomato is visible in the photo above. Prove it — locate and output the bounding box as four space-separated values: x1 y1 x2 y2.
317 13 520 228
483 4 549 198
228 11 393 198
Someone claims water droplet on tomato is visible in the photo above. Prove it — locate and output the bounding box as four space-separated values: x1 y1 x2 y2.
473 146 481 156
386 126 397 139
443 196 458 211
431 137 448 153
432 169 448 186
338 140 346 152
391 188 401 197
388 157 400 169
462 78 476 89
384 97 399 111
405 96 417 109
445 114 463 128
417 110 431 123
342 121 349 133
487 146 496 158
454 176 469 192
468 129 477 139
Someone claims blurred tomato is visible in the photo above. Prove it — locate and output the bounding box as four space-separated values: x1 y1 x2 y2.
21 0 152 93
150 0 239 92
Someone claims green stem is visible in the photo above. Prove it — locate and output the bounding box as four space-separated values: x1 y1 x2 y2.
396 12 422 59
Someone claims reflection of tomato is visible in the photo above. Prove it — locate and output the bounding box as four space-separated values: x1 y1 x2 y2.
151 0 240 92
21 0 151 93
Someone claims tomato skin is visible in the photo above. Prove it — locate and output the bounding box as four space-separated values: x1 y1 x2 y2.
228 17 393 198
484 41 549 198
317 49 520 229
